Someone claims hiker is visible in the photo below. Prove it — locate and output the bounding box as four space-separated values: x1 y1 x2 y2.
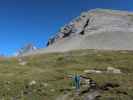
73 74 80 90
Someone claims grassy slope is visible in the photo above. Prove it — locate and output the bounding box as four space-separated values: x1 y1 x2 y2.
0 49 133 100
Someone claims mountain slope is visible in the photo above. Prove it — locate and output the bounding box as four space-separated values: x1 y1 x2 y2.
1 49 133 100
23 9 133 56
47 9 133 45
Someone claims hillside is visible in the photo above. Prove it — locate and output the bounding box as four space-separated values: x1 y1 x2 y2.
20 9 133 56
0 49 133 100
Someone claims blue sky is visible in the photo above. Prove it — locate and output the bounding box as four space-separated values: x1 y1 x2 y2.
0 0 133 56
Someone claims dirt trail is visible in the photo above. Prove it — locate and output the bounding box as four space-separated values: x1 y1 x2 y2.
56 93 71 100
83 90 100 100
56 90 100 100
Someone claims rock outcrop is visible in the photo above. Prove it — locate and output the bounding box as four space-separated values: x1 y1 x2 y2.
17 43 37 56
47 9 133 47
23 9 133 56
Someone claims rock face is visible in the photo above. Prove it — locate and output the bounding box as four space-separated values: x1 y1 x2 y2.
47 9 133 48
23 9 133 56
17 43 37 56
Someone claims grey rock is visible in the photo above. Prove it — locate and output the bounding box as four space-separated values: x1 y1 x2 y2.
17 43 37 56
29 80 36 86
107 67 122 74
23 9 133 56
47 9 133 47
84 70 102 74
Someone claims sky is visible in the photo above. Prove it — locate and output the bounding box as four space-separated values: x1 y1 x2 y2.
0 0 133 56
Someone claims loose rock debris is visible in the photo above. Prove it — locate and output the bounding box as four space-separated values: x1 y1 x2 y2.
84 67 122 74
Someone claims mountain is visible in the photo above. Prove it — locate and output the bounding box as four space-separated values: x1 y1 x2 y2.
17 43 37 56
25 9 133 55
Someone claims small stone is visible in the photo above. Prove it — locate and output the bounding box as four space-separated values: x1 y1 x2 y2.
50 89 55 92
5 81 10 84
29 80 36 86
95 70 102 74
43 83 48 87
72 86 75 89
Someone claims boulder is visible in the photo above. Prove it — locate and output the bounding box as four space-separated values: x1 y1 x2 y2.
107 67 122 74
29 80 36 86
84 69 102 74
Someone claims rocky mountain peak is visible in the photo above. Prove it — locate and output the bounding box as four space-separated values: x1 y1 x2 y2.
17 43 37 56
22 9 133 56
47 9 133 46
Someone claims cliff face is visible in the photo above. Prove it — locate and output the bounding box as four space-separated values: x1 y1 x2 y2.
47 9 133 48
22 9 133 56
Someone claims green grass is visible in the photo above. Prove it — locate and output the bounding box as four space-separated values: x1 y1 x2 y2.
0 49 133 100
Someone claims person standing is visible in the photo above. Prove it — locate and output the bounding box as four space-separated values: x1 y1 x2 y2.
74 74 80 90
